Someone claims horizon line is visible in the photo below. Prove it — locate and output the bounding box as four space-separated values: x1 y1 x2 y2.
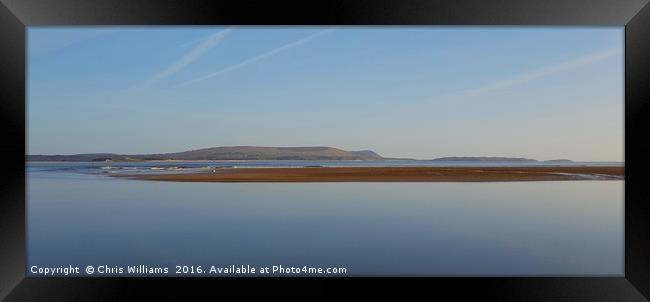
25 145 623 162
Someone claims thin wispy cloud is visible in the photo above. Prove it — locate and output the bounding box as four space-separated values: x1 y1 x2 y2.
178 28 336 87
445 47 622 100
144 27 234 86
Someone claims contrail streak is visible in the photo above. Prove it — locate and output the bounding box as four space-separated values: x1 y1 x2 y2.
446 47 622 99
178 28 335 87
145 27 234 86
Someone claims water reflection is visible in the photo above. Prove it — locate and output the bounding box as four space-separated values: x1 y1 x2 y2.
27 170 623 276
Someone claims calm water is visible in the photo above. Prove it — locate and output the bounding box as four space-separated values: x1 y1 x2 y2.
27 161 623 276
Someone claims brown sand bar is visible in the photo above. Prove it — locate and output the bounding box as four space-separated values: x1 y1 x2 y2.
114 166 624 182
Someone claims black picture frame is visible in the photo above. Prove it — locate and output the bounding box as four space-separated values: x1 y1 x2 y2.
1 0 649 300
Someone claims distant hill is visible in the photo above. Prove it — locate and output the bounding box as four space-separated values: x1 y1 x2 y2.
27 148 575 163
543 159 574 163
27 146 384 161
432 157 538 162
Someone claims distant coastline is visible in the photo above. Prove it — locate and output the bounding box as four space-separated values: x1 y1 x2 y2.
27 146 624 183
26 146 581 163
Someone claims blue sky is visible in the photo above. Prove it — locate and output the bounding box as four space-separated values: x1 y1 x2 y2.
27 27 623 161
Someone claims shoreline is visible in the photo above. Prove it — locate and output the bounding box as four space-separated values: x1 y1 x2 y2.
112 166 624 183
27 159 624 165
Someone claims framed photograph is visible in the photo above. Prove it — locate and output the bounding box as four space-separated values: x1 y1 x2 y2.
1 0 649 300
